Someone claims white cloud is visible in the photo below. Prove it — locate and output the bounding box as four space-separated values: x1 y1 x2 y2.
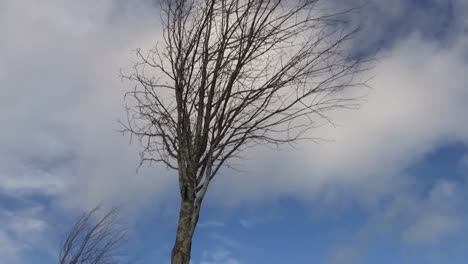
200 4 468 253
0 1 174 261
354 178 468 248
239 217 265 229
402 214 462 245
0 230 21 264
1 0 465 219
0 0 176 213
0 206 50 263
210 32 468 206
1 0 467 212
400 180 466 245
2 0 468 262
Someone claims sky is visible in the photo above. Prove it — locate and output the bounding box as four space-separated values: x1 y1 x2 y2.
1 0 468 263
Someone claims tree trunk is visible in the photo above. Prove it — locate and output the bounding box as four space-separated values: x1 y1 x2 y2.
171 197 196 264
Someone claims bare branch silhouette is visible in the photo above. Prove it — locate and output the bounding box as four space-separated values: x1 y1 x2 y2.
59 207 127 264
122 0 370 263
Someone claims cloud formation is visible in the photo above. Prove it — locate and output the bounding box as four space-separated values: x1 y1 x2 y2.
207 0 468 250
1 0 174 261
1 0 468 262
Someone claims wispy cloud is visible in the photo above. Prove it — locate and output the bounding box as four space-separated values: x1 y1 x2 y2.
238 217 265 229
328 245 363 264
208 233 243 249
0 206 50 264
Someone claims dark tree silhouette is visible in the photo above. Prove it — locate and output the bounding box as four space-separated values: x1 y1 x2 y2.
59 207 126 264
122 0 369 263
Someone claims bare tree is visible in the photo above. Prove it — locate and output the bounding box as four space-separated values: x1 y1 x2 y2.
122 0 369 263
59 207 127 264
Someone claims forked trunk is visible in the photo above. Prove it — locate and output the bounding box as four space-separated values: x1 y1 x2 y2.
171 162 202 264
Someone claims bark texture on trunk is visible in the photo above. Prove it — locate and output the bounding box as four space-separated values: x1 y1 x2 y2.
171 147 208 264
171 199 195 264
171 164 199 264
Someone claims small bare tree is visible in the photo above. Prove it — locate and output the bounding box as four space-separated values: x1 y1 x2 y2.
59 207 127 264
122 0 368 263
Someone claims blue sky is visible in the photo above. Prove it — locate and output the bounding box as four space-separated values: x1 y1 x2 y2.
1 0 468 263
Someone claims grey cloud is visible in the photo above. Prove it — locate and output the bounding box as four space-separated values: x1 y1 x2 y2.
329 0 461 52
0 0 175 212
207 14 468 251
0 2 181 262
2 0 468 262
402 214 462 245
210 33 468 205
